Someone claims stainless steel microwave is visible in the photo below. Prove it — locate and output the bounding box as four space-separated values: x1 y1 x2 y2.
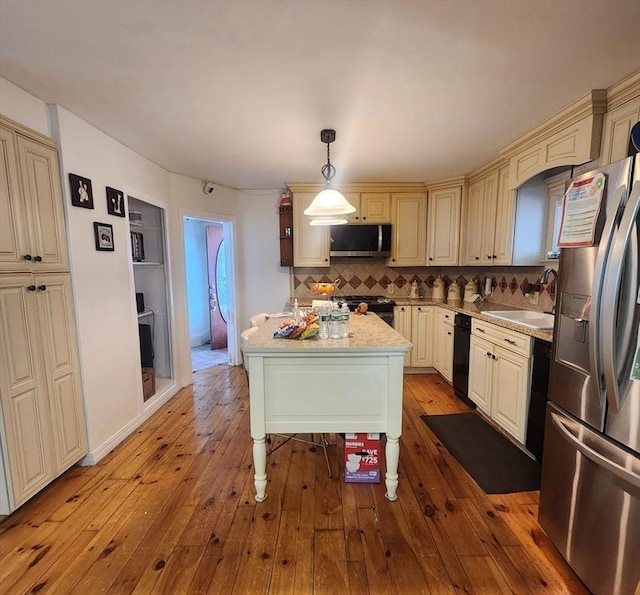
329 224 392 257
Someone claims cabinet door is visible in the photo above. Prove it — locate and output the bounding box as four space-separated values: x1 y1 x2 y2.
427 186 461 266
461 180 484 265
360 192 391 223
493 165 515 265
343 192 361 223
440 321 455 383
389 193 427 267
468 335 493 415
35 274 87 469
0 274 54 508
479 171 498 265
0 125 30 271
600 96 640 166
393 306 412 367
491 345 530 443
16 135 68 271
411 305 433 367
293 193 330 267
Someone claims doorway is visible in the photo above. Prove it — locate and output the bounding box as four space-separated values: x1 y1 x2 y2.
183 214 237 371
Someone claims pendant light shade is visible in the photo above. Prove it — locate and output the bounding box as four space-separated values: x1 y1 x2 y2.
309 216 348 226
303 129 354 222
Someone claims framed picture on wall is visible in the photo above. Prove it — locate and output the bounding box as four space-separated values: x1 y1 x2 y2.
94 222 114 251
106 186 126 217
69 173 94 209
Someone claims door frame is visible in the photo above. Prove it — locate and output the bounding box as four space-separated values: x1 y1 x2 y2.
180 209 239 369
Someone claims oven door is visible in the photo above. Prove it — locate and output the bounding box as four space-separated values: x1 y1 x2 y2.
376 311 394 327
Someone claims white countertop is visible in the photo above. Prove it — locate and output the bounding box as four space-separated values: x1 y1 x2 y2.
243 312 413 354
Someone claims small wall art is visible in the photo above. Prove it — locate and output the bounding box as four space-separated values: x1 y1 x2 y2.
69 173 94 209
106 186 126 217
94 222 114 252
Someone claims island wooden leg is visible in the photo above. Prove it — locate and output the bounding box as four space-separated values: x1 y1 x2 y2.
253 436 268 502
385 435 400 501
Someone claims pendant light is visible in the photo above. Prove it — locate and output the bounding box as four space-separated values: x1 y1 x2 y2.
304 129 355 224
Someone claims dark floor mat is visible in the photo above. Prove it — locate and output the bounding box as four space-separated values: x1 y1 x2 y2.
421 413 540 494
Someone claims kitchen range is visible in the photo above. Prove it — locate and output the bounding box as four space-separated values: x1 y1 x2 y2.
338 295 395 326
539 153 640 595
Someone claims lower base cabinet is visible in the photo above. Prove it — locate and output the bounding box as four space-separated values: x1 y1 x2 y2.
468 319 532 443
0 273 87 513
393 305 434 367
433 307 454 383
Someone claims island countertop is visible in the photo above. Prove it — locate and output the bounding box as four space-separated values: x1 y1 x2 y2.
243 312 413 354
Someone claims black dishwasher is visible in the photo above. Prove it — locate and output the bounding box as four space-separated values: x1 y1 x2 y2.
525 339 552 462
453 313 475 408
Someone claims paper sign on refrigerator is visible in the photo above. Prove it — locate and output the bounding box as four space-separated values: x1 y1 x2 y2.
557 173 606 248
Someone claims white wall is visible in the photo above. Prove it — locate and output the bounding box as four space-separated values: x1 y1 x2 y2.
0 78 51 136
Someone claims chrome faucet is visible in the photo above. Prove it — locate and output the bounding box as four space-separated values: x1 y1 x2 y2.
541 268 559 314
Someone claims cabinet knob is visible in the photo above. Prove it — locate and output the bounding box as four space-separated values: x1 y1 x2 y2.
486 351 491 358
486 255 492 260
392 258 396 262
38 285 47 291
23 254 32 261
475 256 479 260
447 331 452 336
362 216 366 220
492 255 497 259
429 257 433 261
34 255 43 262
27 285 36 291
492 354 497 360
417 307 421 311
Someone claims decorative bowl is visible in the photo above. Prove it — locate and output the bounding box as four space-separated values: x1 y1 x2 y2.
311 282 336 295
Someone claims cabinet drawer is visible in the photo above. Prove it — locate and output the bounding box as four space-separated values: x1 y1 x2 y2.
435 307 455 326
472 318 532 358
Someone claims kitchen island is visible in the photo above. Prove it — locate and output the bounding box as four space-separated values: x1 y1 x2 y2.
243 313 412 502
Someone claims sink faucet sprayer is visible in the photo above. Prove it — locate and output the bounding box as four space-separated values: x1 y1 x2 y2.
541 268 559 314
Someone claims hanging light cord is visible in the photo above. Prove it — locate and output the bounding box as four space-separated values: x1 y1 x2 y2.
321 141 336 187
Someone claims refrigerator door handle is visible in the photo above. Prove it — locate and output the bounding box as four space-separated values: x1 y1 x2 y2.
588 183 628 404
601 181 640 413
551 412 640 490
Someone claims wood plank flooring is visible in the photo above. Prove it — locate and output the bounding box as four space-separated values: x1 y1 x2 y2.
0 366 589 594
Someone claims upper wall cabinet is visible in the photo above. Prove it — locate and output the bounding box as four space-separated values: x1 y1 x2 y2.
0 117 69 273
599 72 640 167
344 192 391 223
292 191 330 267
389 192 427 267
501 90 607 189
426 180 462 266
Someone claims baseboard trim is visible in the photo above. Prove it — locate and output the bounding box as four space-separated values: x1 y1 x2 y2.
80 381 181 466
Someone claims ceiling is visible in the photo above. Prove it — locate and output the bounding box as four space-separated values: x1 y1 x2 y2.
1 0 639 191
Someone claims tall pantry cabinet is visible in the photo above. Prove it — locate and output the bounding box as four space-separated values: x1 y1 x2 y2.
0 116 87 514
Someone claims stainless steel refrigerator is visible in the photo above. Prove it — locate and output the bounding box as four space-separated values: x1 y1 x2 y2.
539 154 640 595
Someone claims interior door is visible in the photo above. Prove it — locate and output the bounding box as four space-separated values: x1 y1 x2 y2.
206 225 227 350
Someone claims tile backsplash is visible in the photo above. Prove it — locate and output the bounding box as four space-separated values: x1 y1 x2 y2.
292 260 555 312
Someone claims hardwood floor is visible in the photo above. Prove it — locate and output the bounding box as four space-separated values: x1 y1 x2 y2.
0 366 588 594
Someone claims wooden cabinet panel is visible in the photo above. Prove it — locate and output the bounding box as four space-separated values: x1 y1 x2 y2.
468 335 493 415
389 193 427 267
293 192 330 267
411 305 433 367
461 179 485 265
427 185 461 266
433 308 454 382
393 305 412 367
493 165 515 265
359 192 390 223
492 346 530 443
0 275 54 508
600 95 640 166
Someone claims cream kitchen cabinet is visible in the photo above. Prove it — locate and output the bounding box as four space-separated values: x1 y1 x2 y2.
0 273 87 511
393 305 413 367
0 117 69 273
433 307 454 382
468 318 532 443
461 164 514 266
292 192 330 267
389 192 427 267
346 192 391 223
599 85 640 166
411 305 434 367
427 183 462 266
393 304 434 367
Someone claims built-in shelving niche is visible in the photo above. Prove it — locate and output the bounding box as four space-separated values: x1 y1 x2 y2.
129 196 173 401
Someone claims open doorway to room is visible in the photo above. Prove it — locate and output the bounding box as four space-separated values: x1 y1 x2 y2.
183 215 236 372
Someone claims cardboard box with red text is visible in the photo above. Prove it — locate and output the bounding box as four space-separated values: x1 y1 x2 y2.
344 433 381 483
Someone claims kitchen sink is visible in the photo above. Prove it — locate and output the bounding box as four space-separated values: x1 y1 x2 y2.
484 310 555 330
